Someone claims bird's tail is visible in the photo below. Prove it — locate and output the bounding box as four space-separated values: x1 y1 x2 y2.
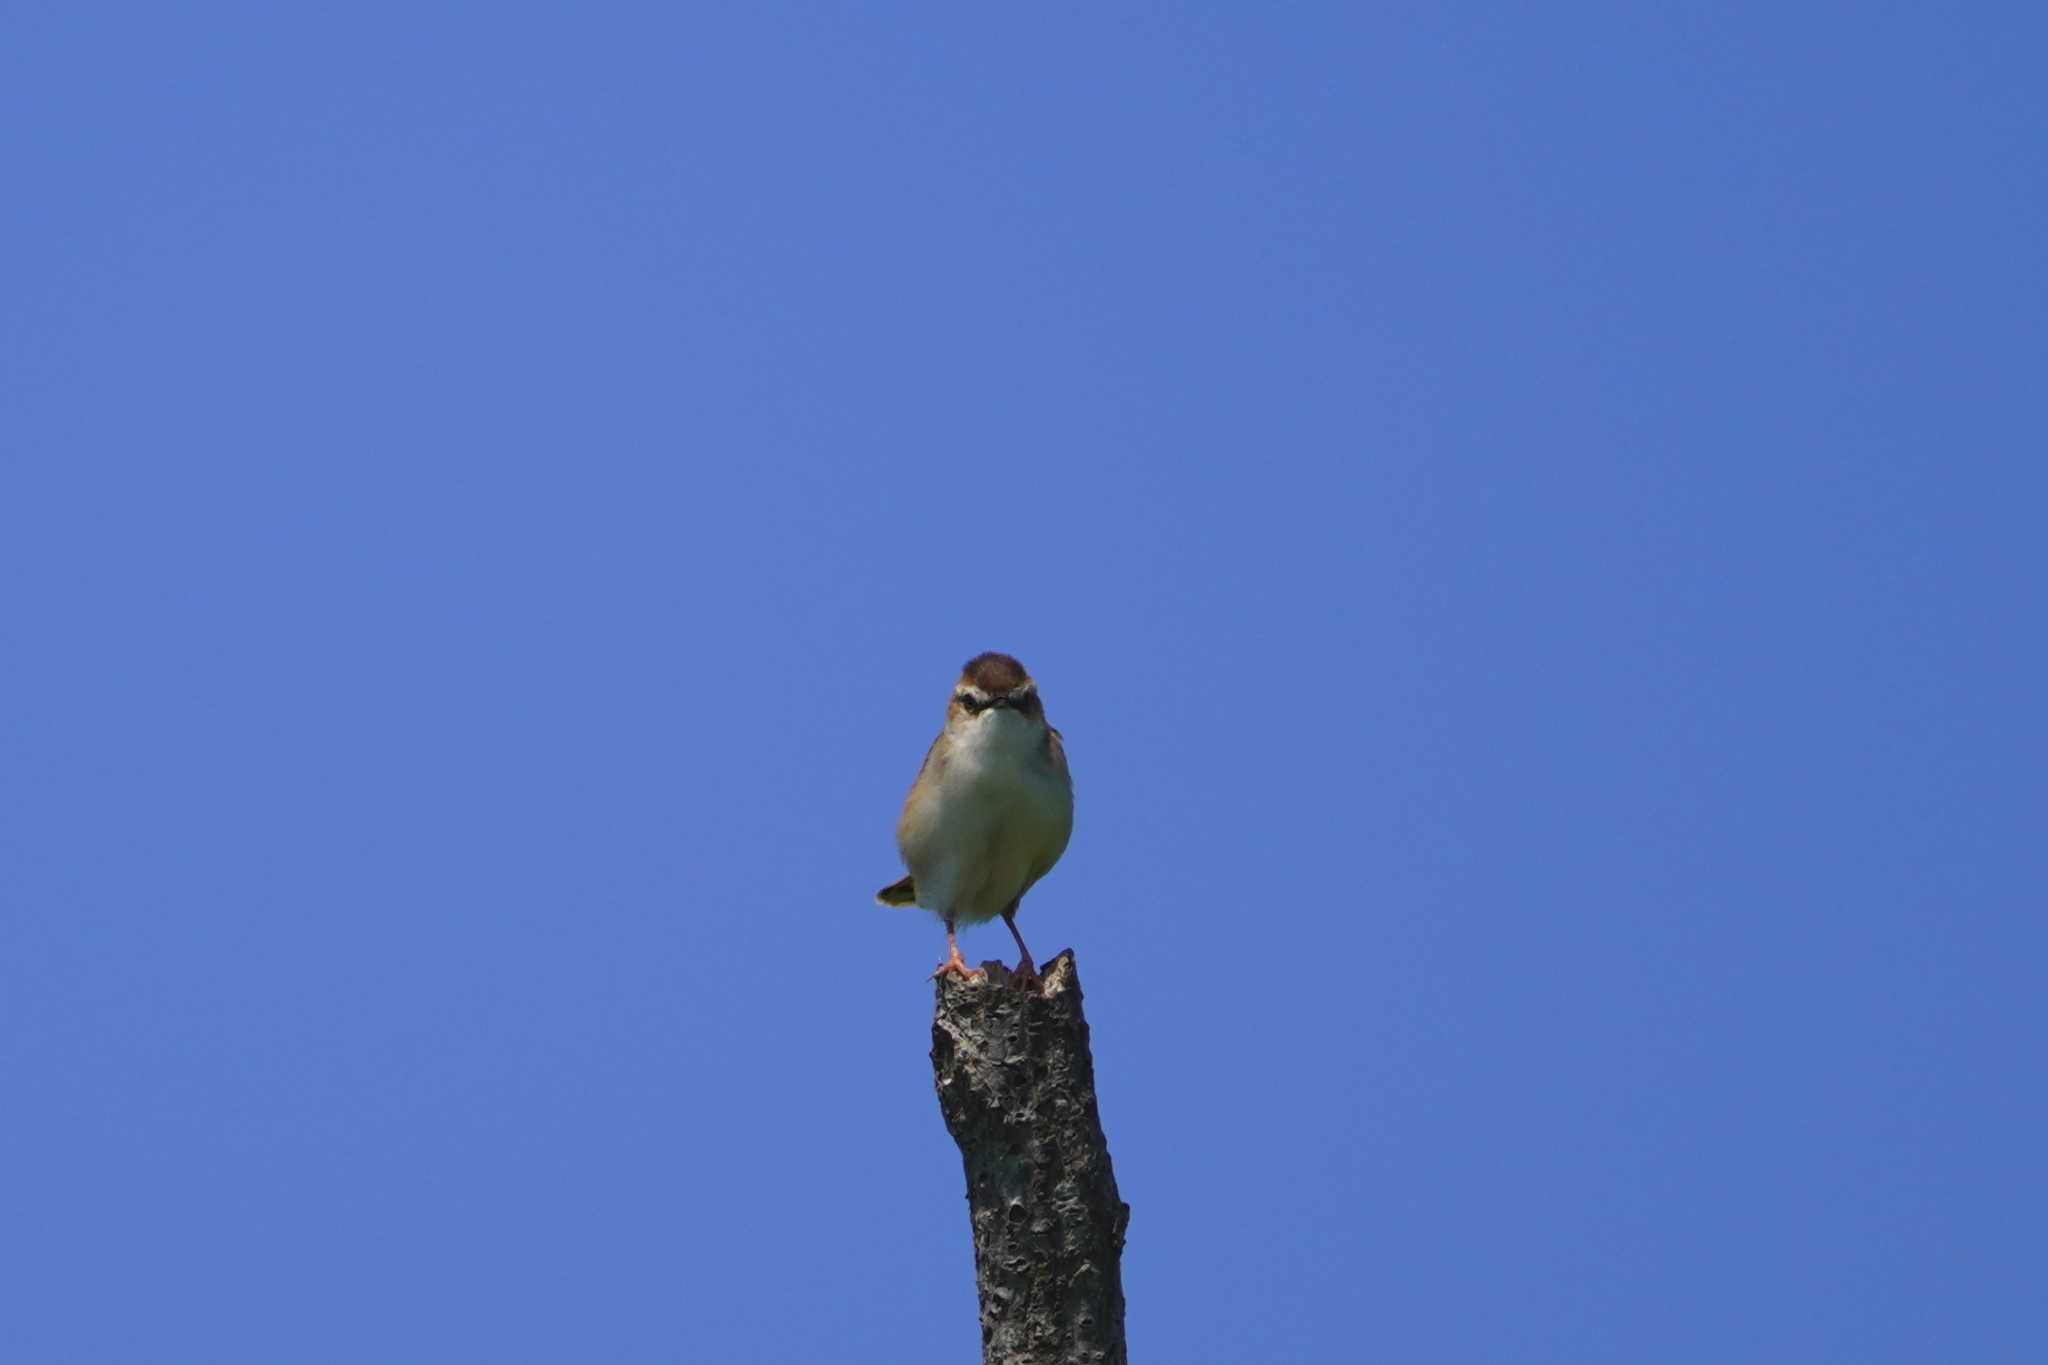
874 874 918 907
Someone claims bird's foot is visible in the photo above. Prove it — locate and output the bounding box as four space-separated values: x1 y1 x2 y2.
999 912 1037 987
932 945 982 983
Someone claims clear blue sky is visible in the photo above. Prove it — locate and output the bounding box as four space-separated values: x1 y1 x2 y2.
4 5 2042 1361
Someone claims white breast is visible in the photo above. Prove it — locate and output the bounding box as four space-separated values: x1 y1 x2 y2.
899 711 1073 925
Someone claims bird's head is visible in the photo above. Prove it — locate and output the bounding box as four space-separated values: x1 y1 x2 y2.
948 651 1046 728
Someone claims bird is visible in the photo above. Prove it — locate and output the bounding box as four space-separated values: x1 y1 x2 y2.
876 652 1074 981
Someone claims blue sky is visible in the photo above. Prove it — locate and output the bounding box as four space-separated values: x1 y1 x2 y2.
3 4 2042 1361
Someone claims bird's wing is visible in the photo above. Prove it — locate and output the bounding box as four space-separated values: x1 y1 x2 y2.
914 732 947 782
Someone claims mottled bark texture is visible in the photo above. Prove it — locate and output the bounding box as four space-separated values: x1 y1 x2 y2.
931 951 1130 1365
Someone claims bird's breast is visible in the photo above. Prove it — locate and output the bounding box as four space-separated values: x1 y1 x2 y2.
897 719 1073 923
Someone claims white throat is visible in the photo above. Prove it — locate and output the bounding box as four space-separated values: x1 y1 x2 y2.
954 707 1041 761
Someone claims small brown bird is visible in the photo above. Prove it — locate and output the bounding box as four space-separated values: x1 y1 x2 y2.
876 652 1074 980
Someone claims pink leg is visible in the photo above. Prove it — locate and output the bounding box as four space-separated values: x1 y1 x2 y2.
934 917 981 981
1002 908 1037 981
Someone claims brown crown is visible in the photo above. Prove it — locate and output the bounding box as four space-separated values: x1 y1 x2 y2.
960 651 1032 695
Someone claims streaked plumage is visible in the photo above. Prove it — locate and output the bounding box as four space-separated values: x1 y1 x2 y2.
875 652 1073 979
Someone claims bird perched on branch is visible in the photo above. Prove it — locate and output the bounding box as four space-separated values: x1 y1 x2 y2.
876 652 1074 980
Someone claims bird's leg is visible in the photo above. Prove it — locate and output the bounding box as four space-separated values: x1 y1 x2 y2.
934 917 980 981
1001 905 1037 982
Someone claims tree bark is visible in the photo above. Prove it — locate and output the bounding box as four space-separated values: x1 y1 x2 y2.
930 951 1130 1365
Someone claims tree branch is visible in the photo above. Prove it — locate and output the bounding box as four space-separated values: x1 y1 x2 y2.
931 952 1130 1365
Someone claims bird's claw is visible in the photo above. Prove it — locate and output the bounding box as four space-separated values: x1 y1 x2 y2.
933 948 982 982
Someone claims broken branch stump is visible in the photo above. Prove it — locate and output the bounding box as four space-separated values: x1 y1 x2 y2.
930 951 1130 1365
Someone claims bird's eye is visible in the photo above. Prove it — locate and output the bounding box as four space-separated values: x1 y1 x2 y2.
957 693 981 712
